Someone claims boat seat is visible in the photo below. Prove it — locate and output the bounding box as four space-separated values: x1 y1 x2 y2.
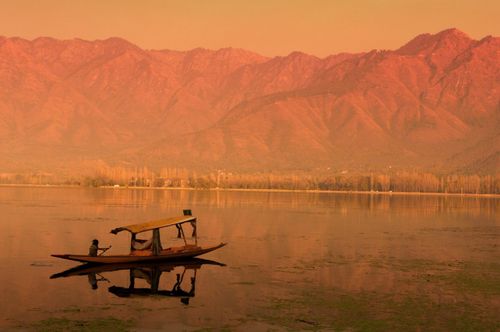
132 238 153 250
130 249 153 256
162 244 200 253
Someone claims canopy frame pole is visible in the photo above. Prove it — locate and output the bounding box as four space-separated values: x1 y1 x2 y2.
190 269 197 295
190 220 197 246
152 229 162 255
151 267 161 293
130 233 136 253
179 224 187 246
129 269 135 289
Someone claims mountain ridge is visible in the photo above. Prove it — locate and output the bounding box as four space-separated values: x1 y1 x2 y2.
0 29 498 173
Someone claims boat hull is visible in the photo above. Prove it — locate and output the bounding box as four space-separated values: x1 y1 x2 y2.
52 243 226 264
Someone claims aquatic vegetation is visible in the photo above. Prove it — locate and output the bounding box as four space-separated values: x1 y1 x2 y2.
252 257 500 331
258 288 499 331
27 317 133 332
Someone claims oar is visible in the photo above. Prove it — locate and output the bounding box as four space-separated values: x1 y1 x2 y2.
98 245 112 256
96 273 110 283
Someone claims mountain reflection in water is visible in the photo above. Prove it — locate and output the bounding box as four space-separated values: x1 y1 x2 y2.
50 258 225 305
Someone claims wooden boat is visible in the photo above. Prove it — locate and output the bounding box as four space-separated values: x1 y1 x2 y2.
52 210 226 264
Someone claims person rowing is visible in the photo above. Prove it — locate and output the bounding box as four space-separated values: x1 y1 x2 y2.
88 239 111 257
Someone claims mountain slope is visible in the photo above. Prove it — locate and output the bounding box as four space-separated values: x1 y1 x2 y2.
0 29 498 173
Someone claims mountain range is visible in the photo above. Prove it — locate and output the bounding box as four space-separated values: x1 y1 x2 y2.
0 28 498 174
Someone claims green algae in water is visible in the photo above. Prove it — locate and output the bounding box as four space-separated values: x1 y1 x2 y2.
258 288 499 332
451 262 500 295
439 271 500 295
367 258 500 296
258 292 389 331
254 256 500 331
230 281 256 285
28 317 134 332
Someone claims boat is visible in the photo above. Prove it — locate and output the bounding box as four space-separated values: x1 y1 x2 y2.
52 210 226 264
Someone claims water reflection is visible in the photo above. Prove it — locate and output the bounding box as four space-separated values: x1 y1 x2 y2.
78 188 499 218
87 272 109 290
51 258 225 305
0 187 498 330
0 187 497 218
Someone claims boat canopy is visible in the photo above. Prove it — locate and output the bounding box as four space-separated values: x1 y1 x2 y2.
111 216 196 235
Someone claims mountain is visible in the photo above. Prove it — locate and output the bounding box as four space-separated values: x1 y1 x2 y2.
0 29 498 174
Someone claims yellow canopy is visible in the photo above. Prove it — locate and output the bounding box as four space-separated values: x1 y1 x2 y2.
110 216 196 235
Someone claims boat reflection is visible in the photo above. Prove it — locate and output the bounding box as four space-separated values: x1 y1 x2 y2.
51 258 225 305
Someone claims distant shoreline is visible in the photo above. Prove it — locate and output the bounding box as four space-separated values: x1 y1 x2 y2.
0 183 498 198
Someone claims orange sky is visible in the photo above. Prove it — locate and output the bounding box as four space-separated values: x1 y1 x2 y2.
1 0 498 57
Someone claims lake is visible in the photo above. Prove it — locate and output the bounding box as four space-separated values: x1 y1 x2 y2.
0 186 498 331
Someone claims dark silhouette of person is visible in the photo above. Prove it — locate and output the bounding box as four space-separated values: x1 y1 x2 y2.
88 273 98 290
87 272 109 290
89 239 110 256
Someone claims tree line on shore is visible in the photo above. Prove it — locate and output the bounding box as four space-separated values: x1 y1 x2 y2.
1 166 499 194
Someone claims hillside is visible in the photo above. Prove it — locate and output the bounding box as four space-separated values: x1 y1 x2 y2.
0 29 498 174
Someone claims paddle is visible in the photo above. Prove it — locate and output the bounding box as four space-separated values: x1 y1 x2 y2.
98 245 112 256
96 273 110 283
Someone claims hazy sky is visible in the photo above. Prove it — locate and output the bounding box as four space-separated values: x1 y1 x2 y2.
1 0 498 57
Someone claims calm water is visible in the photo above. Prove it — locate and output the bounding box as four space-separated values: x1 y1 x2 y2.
0 187 498 331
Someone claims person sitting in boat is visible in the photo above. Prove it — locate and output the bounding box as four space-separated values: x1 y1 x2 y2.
89 239 110 256
132 237 153 250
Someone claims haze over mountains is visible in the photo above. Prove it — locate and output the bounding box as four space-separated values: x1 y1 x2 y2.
0 28 498 174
